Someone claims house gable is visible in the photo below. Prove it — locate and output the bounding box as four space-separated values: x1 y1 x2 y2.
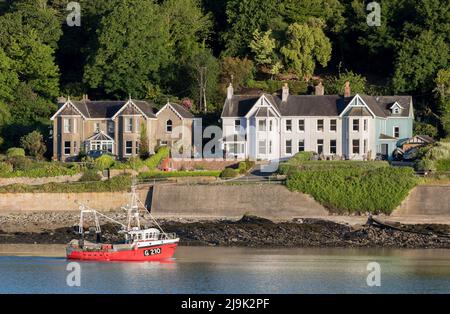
50 100 86 120
156 103 184 120
339 94 376 118
112 100 148 120
245 94 281 118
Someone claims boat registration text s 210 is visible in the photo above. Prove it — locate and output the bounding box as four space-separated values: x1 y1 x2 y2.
144 248 161 256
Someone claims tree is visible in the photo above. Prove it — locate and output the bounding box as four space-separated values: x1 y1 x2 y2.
11 0 63 48
393 30 449 93
435 68 450 137
83 0 171 98
249 29 277 68
187 47 220 112
220 57 254 92
327 70 367 95
139 123 149 159
20 130 46 159
222 0 279 56
0 12 60 99
280 19 332 80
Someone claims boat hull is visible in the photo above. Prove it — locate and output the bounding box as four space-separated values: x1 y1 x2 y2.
66 243 178 262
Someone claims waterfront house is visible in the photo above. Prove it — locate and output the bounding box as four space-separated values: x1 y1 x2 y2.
221 82 414 161
50 97 200 161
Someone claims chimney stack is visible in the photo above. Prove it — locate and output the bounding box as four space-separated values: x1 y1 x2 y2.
344 81 351 97
282 83 289 102
227 83 234 100
58 96 67 103
315 82 324 96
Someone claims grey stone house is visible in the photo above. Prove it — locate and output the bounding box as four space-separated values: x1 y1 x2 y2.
51 97 201 161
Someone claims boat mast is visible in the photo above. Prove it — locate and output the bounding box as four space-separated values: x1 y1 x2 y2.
126 177 141 231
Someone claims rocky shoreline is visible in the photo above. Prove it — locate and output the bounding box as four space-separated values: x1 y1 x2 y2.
0 212 449 248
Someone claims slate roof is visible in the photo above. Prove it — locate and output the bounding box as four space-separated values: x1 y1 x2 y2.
165 103 195 119
222 94 412 118
56 100 157 119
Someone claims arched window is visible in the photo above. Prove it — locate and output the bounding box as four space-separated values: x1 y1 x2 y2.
166 120 173 133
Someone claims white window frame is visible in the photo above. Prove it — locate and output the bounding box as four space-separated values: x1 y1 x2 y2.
353 119 359 132
285 119 292 132
125 141 133 155
298 139 305 152
330 139 337 155
166 120 173 133
317 119 324 132
125 118 133 133
258 120 267 132
64 141 71 156
317 139 324 155
330 119 337 132
352 139 360 154
258 140 266 155
63 118 72 133
298 119 305 132
286 140 292 155
364 119 368 131
94 122 100 133
394 126 400 138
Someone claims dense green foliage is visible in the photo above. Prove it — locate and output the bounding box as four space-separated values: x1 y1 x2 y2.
144 146 170 170
139 170 221 179
0 174 132 193
286 163 418 214
0 0 450 152
220 167 239 178
0 159 80 178
415 141 450 172
93 155 115 171
6 147 25 158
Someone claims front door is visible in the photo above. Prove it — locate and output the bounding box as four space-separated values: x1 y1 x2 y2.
381 144 388 158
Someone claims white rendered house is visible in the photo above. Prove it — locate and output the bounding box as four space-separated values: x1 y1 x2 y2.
221 83 414 162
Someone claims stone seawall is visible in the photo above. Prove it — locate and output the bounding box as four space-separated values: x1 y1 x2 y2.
393 185 450 217
0 189 151 212
150 184 328 218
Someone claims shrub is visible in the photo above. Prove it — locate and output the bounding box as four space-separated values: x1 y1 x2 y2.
79 170 102 182
139 170 221 179
145 146 170 170
6 147 25 158
286 166 418 214
7 156 32 171
238 159 256 174
416 159 436 172
436 159 450 172
0 175 132 193
20 131 46 159
0 162 13 174
293 151 315 162
220 168 239 178
94 154 115 170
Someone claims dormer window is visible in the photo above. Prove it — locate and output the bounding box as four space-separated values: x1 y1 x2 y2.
390 102 404 115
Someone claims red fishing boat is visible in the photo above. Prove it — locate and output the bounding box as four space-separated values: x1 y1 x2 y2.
66 182 179 262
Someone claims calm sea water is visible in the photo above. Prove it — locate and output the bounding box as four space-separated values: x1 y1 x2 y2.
0 245 449 294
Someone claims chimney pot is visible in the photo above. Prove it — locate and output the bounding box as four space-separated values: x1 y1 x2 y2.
282 83 289 102
315 82 324 96
344 81 351 97
227 83 234 100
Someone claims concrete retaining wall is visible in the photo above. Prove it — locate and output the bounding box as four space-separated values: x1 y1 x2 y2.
150 184 328 218
0 189 151 212
0 174 83 187
393 185 450 216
